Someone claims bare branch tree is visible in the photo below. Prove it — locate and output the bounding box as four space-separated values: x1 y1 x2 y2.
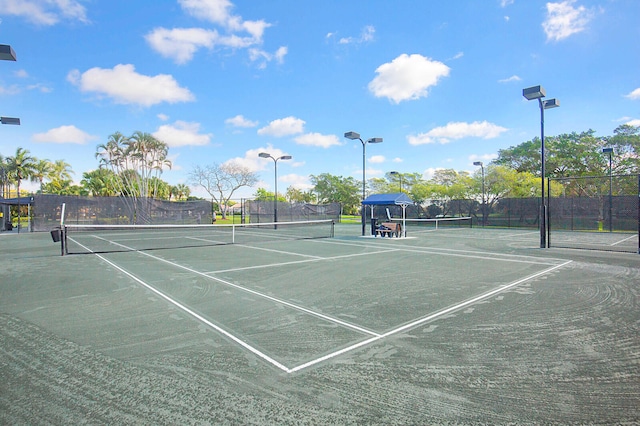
189 162 258 219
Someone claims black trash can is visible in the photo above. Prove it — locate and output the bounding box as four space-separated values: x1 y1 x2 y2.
50 228 61 242
370 218 378 236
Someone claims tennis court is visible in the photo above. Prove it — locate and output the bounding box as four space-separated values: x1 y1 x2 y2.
1 222 639 424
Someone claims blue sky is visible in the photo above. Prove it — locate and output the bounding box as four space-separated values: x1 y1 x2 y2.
1 0 639 199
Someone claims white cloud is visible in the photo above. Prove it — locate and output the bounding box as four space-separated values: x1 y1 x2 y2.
153 121 212 147
392 157 403 163
145 27 218 64
230 145 291 172
225 114 258 128
32 125 97 144
178 0 270 39
625 88 640 100
422 167 444 180
257 116 305 137
339 25 375 44
0 0 89 25
248 46 288 69
498 75 521 83
279 174 312 190
369 155 386 164
368 54 450 104
500 0 514 7
14 69 28 78
146 0 273 65
625 119 640 127
67 64 195 107
543 0 594 42
408 121 508 145
293 133 341 148
469 153 498 164
157 113 170 121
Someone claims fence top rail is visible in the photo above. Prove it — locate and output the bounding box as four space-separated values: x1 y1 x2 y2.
549 173 639 181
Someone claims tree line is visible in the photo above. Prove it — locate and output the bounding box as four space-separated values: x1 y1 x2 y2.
2 124 638 218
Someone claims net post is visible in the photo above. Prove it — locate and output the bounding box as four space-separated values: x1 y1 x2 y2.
60 203 66 256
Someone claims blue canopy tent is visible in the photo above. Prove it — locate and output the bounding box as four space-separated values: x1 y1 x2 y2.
362 192 414 237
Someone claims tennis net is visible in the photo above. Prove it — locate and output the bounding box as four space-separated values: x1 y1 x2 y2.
391 216 472 234
61 220 335 255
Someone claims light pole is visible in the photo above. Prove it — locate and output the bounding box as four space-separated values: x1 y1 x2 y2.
390 171 403 192
473 161 485 227
259 152 292 226
1 44 18 232
345 131 383 236
602 147 614 232
523 85 560 248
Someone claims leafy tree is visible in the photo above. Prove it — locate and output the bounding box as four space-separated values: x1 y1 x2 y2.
81 168 120 196
170 183 191 201
605 124 640 175
494 129 640 179
285 186 304 202
310 173 360 214
190 162 259 219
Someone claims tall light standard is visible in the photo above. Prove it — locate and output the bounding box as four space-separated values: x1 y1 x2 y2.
258 152 292 225
389 171 403 192
473 161 485 227
523 85 560 248
602 147 614 232
345 131 383 236
1 44 18 232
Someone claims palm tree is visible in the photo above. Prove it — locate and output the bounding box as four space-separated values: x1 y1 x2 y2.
5 147 37 199
32 159 53 193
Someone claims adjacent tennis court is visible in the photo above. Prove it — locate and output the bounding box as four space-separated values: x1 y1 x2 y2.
1 222 639 424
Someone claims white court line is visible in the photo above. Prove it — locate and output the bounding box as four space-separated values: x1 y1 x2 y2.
289 260 573 373
313 237 562 266
210 248 400 274
610 234 638 246
69 237 291 372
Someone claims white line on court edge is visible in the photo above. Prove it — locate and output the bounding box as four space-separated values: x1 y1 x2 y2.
610 234 637 246
313 237 561 266
68 237 292 372
288 260 573 373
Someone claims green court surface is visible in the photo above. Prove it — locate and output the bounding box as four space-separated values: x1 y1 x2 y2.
1 224 639 424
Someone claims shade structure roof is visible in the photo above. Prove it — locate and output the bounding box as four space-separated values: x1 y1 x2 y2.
0 196 34 205
361 192 413 206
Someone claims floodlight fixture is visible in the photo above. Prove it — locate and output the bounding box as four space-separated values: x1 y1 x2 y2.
1 117 20 125
367 137 383 144
543 98 560 109
344 131 361 140
522 85 546 100
602 147 613 154
0 45 16 61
